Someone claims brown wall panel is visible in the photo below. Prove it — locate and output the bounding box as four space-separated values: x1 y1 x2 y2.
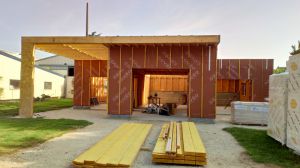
262 59 273 100
82 60 91 106
183 46 190 69
108 46 120 114
239 59 250 80
189 46 202 118
74 60 82 106
100 60 107 77
158 46 171 69
120 46 132 115
219 59 230 79
91 60 100 77
250 60 264 101
132 46 145 69
171 45 182 69
203 45 217 118
229 59 239 79
145 46 157 69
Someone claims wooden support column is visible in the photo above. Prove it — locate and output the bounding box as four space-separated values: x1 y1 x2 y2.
19 41 35 117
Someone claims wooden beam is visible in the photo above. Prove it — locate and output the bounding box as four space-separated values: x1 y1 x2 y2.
22 35 221 44
19 42 35 117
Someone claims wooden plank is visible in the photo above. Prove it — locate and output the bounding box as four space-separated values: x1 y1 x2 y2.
73 123 152 167
96 124 140 165
165 122 172 153
152 122 207 166
188 122 206 155
118 124 152 166
171 122 177 154
73 124 131 165
181 122 195 155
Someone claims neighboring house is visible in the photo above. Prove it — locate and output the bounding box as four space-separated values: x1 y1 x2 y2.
0 50 65 100
35 55 74 76
36 55 74 98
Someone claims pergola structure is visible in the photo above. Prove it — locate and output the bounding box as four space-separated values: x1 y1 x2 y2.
20 35 220 118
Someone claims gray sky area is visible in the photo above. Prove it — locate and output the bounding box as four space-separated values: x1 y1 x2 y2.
1 0 300 67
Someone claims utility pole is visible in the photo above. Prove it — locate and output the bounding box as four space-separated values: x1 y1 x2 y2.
86 2 89 36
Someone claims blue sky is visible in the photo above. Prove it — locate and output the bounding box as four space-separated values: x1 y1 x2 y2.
1 0 300 67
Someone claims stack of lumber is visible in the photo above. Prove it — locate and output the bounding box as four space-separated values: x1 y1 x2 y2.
152 122 206 166
231 101 269 125
287 55 300 154
73 123 152 168
267 73 289 145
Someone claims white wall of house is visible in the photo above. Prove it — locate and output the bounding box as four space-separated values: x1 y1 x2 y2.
0 53 65 100
66 76 74 99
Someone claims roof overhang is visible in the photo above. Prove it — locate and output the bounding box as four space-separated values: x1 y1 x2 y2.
24 35 220 60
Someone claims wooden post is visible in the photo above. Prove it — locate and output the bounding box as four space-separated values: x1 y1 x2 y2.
19 41 35 118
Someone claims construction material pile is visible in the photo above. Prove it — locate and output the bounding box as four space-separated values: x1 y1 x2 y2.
286 55 300 154
152 122 206 166
267 73 289 144
73 123 152 168
231 101 269 125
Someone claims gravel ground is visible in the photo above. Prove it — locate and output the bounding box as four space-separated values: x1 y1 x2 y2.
0 107 273 168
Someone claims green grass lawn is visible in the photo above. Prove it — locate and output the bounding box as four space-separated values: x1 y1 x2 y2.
0 98 73 117
0 118 92 154
224 127 300 168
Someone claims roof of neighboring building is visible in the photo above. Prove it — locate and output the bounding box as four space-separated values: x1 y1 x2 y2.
0 50 64 77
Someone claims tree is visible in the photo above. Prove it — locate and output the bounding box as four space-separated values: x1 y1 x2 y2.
273 67 286 74
290 41 300 55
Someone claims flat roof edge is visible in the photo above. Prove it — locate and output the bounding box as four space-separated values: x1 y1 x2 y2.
22 35 220 44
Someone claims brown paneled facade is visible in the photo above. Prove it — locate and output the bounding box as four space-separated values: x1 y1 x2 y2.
108 45 218 118
73 60 107 107
217 59 273 102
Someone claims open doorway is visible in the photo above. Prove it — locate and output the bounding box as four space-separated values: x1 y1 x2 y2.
132 69 189 117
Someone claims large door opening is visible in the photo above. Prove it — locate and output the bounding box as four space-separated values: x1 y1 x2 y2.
132 69 189 117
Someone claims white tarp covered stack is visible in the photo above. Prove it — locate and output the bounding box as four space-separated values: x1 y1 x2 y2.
267 73 289 144
231 101 269 125
287 54 300 154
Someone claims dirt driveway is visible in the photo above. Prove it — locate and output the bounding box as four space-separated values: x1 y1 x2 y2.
0 107 272 168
